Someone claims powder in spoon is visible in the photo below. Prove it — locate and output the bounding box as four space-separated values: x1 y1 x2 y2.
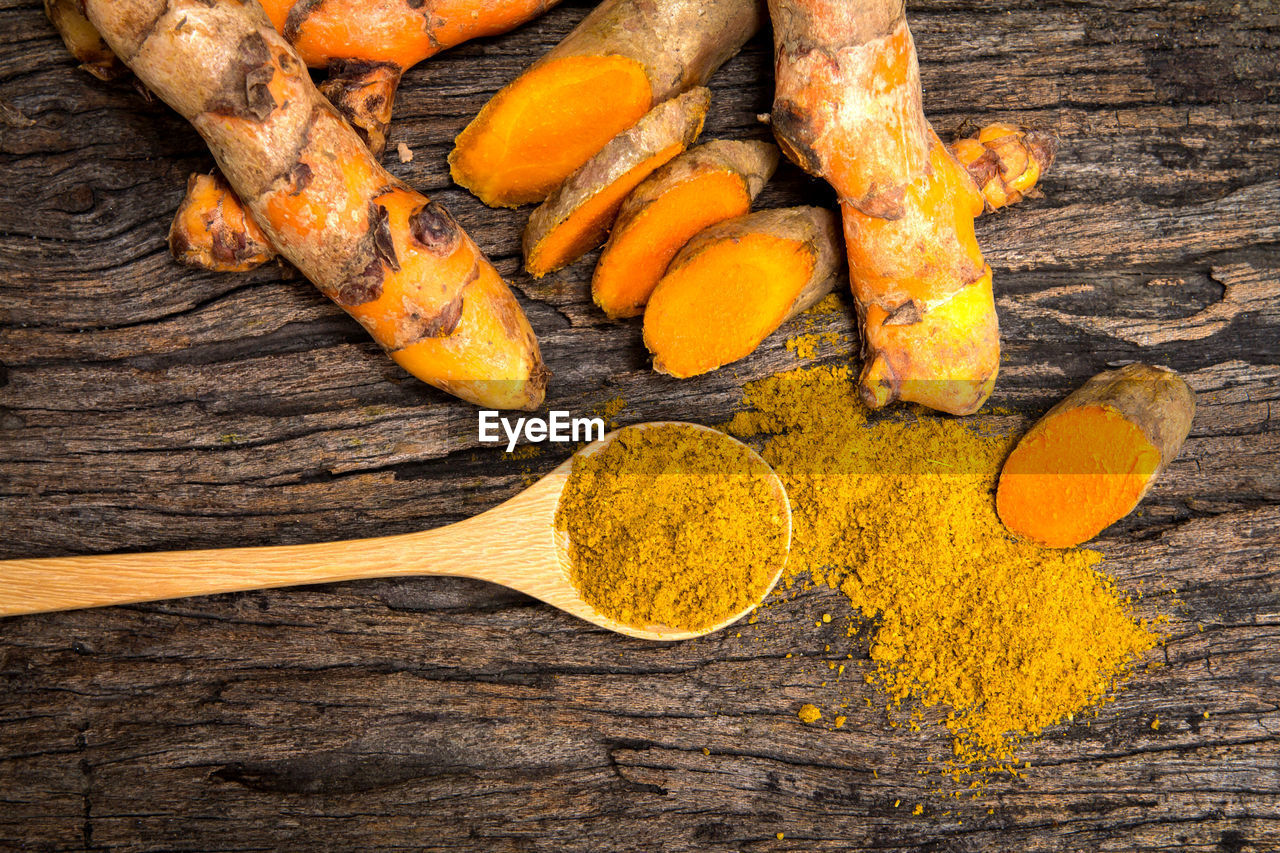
555 422 787 632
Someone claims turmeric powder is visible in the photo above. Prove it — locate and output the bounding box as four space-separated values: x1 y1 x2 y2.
555 423 788 633
727 365 1159 775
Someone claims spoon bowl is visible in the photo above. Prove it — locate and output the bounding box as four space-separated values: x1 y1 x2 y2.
0 422 791 640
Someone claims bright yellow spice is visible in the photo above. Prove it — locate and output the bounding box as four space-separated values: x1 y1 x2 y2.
556 423 787 632
728 365 1159 774
798 704 822 723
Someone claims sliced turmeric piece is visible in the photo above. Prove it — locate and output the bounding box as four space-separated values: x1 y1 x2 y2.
523 88 711 278
769 0 1054 416
449 0 764 207
453 55 654 209
593 139 779 319
643 207 843 378
169 173 275 273
83 0 546 411
997 364 1196 548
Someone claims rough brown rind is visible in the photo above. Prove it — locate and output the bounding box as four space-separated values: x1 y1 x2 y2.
952 124 1059 213
318 59 400 157
1034 363 1196 482
522 87 711 276
168 172 275 272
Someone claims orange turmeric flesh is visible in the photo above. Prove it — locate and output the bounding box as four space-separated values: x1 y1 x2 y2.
525 143 683 277
996 406 1162 549
644 234 815 378
594 170 750 318
449 56 653 207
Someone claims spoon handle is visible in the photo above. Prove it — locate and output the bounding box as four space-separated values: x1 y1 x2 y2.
0 529 435 616
0 473 566 617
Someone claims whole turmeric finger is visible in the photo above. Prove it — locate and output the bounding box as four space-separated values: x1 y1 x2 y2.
83 0 546 411
51 1 565 78
449 0 765 208
593 139 779 319
769 0 1052 416
523 88 711 279
997 364 1196 548
643 207 843 378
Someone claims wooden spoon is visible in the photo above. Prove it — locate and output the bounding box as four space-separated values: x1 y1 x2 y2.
0 422 791 640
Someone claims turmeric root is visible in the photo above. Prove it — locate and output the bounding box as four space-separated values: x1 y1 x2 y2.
449 0 765 208
950 123 1058 213
593 139 779 319
82 0 546 410
43 0 128 82
169 173 275 272
259 0 563 70
643 207 842 378
768 0 1052 416
51 0 563 79
997 364 1196 548
168 59 402 274
46 0 563 271
523 88 710 279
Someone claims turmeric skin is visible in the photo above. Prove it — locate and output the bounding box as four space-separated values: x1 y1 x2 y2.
997 364 1196 548
83 0 546 411
450 0 764 207
644 207 843 378
523 88 710 278
593 139 779 319
317 59 402 157
555 423 787 634
768 0 1054 415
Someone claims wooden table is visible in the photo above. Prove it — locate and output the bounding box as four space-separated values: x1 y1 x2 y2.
2 1 1277 849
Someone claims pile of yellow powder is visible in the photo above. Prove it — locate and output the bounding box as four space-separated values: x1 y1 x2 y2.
726 365 1158 777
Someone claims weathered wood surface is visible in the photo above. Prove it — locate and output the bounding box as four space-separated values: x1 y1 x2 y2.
1 0 1278 849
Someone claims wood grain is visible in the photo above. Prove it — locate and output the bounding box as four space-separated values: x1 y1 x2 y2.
1 0 1278 849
